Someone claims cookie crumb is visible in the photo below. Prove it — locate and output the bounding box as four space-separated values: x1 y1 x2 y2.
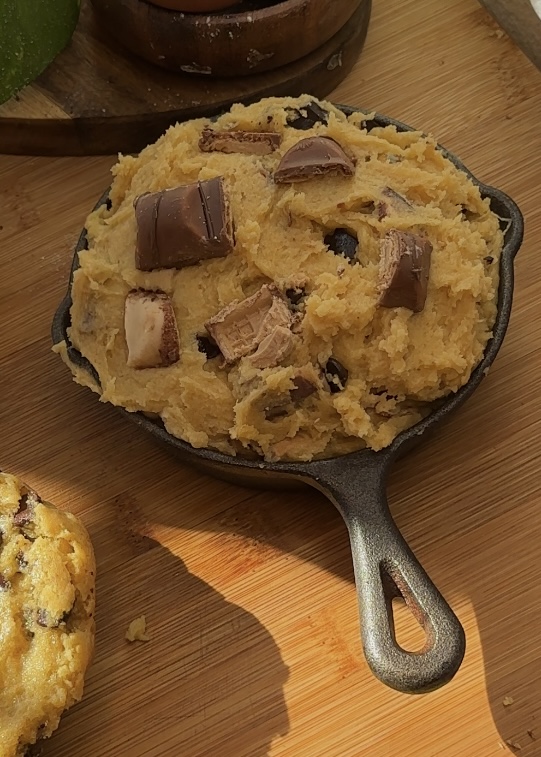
503 696 515 706
125 616 150 642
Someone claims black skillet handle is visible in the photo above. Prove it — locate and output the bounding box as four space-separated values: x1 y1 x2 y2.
307 455 465 694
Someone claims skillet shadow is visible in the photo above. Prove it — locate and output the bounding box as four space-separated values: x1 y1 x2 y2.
38 536 289 757
107 373 539 753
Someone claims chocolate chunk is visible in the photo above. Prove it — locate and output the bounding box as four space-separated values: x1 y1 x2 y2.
360 118 380 131
14 490 40 526
325 358 348 393
197 335 221 360
382 186 413 212
199 128 281 155
378 229 433 313
0 574 10 591
16 551 28 571
249 325 293 369
124 290 180 369
324 228 358 261
285 287 305 306
135 177 234 271
290 376 317 402
37 608 69 629
274 137 355 184
205 285 293 366
286 100 329 130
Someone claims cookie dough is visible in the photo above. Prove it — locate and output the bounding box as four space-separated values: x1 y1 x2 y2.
0 473 96 757
57 95 504 461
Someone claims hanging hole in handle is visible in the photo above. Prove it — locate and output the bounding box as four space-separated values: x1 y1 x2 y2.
382 565 434 655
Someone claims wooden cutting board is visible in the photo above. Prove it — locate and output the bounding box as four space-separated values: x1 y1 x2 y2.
0 0 370 156
1 0 541 755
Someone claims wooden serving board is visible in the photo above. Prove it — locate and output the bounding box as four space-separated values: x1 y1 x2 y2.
0 0 370 156
2 1 541 756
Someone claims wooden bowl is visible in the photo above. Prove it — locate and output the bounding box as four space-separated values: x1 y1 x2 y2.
91 0 366 76
148 0 238 9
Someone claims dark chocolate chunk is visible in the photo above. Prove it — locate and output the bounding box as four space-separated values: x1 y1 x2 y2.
135 176 234 271
360 118 380 131
199 128 281 155
14 490 40 526
484 255 494 264
324 228 358 261
197 335 221 360
0 574 11 591
274 137 355 184
286 101 329 130
382 186 413 211
325 358 348 393
290 376 317 402
285 287 306 306
378 229 433 313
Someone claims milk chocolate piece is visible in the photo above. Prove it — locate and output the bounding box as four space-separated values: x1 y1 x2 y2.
135 177 234 271
274 137 355 183
205 285 293 365
378 230 432 313
286 101 329 130
199 128 281 155
124 290 180 369
249 325 293 369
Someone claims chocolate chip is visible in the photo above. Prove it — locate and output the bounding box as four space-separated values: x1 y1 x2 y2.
290 376 317 402
16 551 28 571
360 118 380 131
197 335 221 360
484 256 494 264
105 197 113 210
37 609 69 629
0 574 11 591
285 287 305 306
14 491 40 526
325 358 348 393
286 101 329 130
264 400 291 421
324 228 358 261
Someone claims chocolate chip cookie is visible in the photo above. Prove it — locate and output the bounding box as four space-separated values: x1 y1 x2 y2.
0 473 95 757
56 95 504 461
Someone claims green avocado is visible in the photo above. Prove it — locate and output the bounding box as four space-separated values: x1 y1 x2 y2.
0 0 80 105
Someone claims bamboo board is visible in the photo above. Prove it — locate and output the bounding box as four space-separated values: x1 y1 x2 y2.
1 0 541 755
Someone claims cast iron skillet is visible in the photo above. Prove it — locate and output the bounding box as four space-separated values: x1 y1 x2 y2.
52 106 524 694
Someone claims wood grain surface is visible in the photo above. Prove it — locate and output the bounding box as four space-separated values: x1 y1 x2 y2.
0 0 370 156
1 0 541 755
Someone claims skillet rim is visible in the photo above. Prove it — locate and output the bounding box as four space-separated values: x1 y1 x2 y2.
51 103 524 475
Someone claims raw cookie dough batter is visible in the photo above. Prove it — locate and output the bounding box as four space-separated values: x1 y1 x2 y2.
0 473 96 757
58 95 504 461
